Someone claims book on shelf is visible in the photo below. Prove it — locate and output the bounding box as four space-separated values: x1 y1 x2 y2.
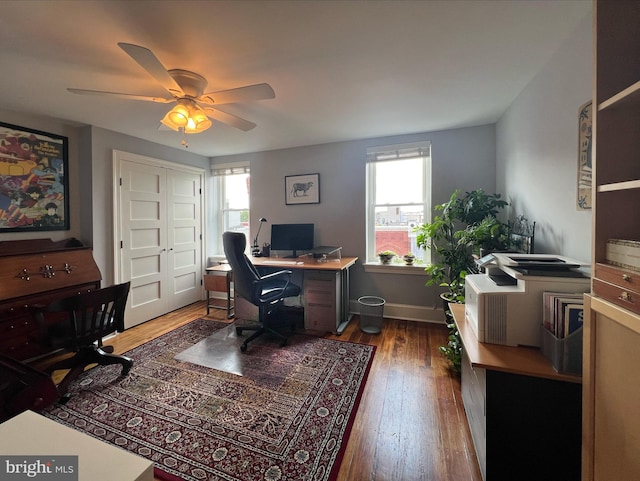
606 238 640 271
542 291 584 339
564 303 584 337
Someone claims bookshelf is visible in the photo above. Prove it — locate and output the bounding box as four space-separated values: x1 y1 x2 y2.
583 1 640 480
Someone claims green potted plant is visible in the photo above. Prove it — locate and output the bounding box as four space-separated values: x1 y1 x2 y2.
460 215 515 257
415 189 511 373
377 250 396 264
416 190 475 304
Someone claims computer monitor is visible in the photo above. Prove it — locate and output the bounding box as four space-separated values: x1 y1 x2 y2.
270 223 314 258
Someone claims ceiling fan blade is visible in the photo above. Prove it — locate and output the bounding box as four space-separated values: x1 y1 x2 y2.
67 88 174 103
117 42 184 97
200 83 275 105
203 108 256 131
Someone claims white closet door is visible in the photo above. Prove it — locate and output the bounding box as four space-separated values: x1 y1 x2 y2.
120 161 169 328
116 152 205 329
166 169 202 311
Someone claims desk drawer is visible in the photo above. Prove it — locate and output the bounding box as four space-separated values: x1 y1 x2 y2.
304 304 338 332
593 278 640 315
305 281 336 305
595 263 640 291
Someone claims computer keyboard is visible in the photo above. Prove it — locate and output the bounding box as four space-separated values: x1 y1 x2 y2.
261 260 299 265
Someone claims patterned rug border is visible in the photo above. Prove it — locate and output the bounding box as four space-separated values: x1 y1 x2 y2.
46 318 376 481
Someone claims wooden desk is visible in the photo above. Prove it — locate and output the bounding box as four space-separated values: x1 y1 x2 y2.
450 304 581 481
251 256 357 271
0 238 101 362
451 303 581 383
243 256 358 334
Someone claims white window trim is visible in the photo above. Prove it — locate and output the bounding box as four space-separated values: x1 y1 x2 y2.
211 161 250 255
363 262 428 275
365 141 432 266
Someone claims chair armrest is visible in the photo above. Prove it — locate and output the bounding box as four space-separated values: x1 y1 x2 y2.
259 270 293 281
252 270 293 303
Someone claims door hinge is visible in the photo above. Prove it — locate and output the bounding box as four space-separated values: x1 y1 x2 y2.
119 177 122 186
120 240 123 249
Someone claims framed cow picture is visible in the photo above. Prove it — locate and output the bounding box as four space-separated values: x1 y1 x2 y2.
285 173 320 205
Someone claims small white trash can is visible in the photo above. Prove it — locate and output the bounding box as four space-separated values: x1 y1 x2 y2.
358 296 385 334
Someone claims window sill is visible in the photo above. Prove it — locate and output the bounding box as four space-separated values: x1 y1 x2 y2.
363 262 428 275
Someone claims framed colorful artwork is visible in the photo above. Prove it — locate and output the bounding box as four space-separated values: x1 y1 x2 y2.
0 121 69 231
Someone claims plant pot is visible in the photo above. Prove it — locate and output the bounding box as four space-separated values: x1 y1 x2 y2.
379 255 394 264
439 292 463 374
440 292 463 319
403 256 415 265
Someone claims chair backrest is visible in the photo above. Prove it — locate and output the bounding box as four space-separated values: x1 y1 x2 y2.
222 232 261 304
50 282 131 348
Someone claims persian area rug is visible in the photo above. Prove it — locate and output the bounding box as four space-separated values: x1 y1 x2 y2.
41 319 375 481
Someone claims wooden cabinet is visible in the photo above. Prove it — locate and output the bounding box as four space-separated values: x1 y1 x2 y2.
584 2 640 479
0 239 101 362
303 270 341 332
452 304 582 481
460 349 487 477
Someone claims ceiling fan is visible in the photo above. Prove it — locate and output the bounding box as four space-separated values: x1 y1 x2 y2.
68 42 275 135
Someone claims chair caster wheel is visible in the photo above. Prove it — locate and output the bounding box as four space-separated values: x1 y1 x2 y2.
58 393 72 405
240 344 247 352
236 327 243 336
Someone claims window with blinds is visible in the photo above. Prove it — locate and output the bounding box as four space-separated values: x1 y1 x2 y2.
365 142 431 264
211 162 250 254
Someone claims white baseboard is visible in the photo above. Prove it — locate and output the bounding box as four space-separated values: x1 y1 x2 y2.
207 291 446 325
349 299 445 324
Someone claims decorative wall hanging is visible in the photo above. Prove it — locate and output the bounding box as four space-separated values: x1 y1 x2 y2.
0 121 69 231
285 173 320 205
577 101 592 210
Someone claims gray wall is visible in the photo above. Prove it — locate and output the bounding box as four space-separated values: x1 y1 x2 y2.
213 124 496 317
496 13 593 263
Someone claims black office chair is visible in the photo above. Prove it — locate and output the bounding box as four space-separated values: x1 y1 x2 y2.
34 282 133 400
223 231 301 352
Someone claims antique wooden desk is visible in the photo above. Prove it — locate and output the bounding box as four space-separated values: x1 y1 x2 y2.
0 238 101 362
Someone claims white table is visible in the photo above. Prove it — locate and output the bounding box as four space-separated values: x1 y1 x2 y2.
0 410 154 481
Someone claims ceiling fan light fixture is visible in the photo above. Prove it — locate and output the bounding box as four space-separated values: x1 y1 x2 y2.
185 106 212 133
161 102 189 130
161 99 211 133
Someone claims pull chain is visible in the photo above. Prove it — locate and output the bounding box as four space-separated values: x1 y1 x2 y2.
180 128 189 148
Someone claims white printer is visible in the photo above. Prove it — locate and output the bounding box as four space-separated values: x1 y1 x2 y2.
464 253 590 347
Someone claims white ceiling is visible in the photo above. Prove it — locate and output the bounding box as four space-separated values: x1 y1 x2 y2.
0 0 591 158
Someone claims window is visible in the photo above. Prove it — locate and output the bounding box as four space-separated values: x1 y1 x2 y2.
211 162 250 254
366 142 431 264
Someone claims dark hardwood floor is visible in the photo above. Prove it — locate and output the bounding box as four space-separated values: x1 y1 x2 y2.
46 300 483 481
